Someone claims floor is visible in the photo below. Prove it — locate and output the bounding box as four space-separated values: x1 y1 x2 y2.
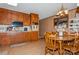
0 39 45 55
0 39 73 55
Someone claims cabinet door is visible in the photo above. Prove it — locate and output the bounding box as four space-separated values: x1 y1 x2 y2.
10 32 25 44
30 13 39 24
68 9 76 19
30 31 38 41
76 7 79 13
8 10 18 24
0 33 10 46
0 9 9 24
17 12 24 22
24 32 30 41
23 14 30 26
0 33 3 46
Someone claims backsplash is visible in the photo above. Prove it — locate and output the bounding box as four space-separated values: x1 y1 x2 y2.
0 25 39 32
0 25 10 32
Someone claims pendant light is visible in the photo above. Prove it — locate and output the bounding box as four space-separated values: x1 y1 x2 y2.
57 4 68 17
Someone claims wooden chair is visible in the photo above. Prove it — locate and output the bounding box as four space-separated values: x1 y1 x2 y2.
74 34 79 54
44 32 59 55
63 32 68 37
62 33 76 55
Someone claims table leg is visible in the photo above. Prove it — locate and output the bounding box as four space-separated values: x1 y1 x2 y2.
59 41 63 55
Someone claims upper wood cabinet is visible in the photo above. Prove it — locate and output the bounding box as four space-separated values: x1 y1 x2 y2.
0 8 9 24
8 10 18 24
23 14 30 26
0 8 30 25
68 9 76 19
0 8 18 24
76 7 79 13
30 13 39 24
17 12 24 22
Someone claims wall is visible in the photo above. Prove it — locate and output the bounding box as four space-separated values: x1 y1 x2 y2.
39 16 54 38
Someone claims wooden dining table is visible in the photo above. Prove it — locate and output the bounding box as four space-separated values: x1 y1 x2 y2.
49 34 76 55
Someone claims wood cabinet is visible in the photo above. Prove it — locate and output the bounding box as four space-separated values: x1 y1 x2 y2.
30 13 39 24
0 8 39 45
23 14 30 26
0 32 30 45
9 32 25 44
17 12 24 22
54 15 68 27
30 31 38 41
30 13 39 41
0 33 10 46
0 8 30 25
68 9 76 19
25 32 30 41
8 10 18 24
0 8 9 24
76 7 79 13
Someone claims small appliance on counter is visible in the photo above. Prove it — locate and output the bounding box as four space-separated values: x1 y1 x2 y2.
23 26 31 32
0 25 10 32
12 27 24 32
7 26 13 31
31 25 39 31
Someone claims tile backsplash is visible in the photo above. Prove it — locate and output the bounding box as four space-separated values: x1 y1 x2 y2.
0 25 10 32
0 25 39 32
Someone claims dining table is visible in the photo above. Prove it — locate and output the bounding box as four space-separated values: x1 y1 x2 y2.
49 33 77 55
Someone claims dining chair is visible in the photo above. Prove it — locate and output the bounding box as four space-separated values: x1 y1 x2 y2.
44 32 59 55
74 34 79 54
62 33 76 55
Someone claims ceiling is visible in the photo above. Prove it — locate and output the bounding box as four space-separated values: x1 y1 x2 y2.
0 3 77 19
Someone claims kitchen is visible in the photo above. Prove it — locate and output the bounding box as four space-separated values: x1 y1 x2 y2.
0 8 39 48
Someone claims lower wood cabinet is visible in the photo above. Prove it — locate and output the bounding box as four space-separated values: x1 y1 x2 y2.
0 31 38 45
9 32 26 44
30 31 38 41
0 33 10 46
25 32 30 41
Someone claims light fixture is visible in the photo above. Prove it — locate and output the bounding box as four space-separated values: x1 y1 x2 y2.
56 4 68 17
7 3 17 6
77 3 79 6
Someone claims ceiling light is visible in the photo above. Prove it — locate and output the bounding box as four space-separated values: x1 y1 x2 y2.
77 3 79 6
8 3 17 6
56 4 68 17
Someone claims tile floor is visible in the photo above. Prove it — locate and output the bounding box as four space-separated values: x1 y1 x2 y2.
0 39 45 55
0 39 75 55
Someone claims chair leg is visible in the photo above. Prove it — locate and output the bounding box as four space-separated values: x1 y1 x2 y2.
74 51 79 55
45 47 47 55
64 49 73 55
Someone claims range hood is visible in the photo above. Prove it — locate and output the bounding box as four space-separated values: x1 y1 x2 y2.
12 21 23 27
